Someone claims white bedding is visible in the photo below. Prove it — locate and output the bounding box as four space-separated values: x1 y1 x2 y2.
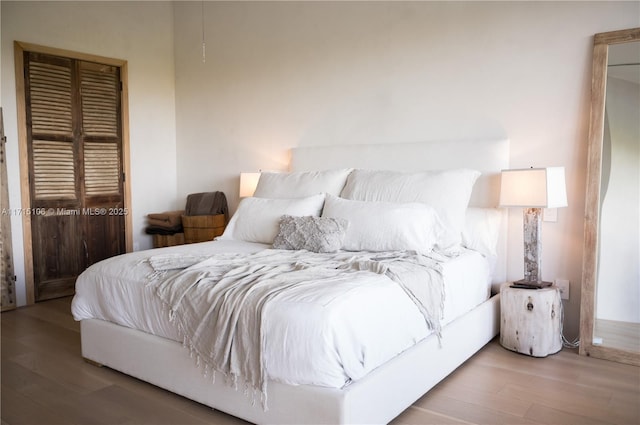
71 240 490 390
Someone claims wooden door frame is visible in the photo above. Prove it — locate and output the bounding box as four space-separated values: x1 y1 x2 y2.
14 41 133 305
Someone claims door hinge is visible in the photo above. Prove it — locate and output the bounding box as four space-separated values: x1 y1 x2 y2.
122 172 125 182
119 81 123 92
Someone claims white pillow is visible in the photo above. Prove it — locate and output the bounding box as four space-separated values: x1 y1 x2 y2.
253 169 352 199
218 194 325 244
462 207 503 260
340 169 480 249
321 194 443 253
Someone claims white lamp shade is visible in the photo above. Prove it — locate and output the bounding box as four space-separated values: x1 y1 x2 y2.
499 167 567 208
239 172 261 198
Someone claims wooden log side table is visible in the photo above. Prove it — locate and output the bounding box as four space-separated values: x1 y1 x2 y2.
500 283 562 357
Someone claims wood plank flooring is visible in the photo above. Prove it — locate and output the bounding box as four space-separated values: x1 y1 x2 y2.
594 318 640 353
2 297 639 425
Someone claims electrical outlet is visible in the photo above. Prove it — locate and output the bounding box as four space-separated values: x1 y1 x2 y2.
555 279 570 300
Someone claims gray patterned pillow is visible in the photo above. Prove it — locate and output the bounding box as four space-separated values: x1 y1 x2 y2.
273 215 348 253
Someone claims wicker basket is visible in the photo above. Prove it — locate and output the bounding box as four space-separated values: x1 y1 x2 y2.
182 214 226 244
152 233 185 248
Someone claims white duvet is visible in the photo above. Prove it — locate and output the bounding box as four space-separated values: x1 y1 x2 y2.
71 240 490 391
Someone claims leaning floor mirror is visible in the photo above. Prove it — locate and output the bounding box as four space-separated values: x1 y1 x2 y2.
580 27 640 366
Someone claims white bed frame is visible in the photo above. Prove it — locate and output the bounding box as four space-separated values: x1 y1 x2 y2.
80 139 510 424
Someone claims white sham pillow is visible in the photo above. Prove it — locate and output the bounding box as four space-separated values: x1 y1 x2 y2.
340 169 480 249
253 169 352 199
462 207 503 260
321 194 443 253
218 194 325 244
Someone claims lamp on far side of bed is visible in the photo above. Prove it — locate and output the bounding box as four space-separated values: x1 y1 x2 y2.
239 172 261 198
499 167 567 288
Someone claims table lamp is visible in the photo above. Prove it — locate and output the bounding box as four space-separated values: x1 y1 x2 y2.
499 167 567 288
239 172 260 198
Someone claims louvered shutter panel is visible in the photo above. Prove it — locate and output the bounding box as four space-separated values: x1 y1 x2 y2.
84 142 120 196
32 140 76 199
80 64 119 137
27 56 77 201
28 61 73 136
80 62 121 197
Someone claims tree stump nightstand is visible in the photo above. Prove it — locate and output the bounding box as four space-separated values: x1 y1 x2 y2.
500 283 562 357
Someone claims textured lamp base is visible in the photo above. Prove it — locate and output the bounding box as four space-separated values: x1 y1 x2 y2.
522 207 543 282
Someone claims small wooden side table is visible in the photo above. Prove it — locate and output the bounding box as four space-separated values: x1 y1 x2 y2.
500 283 562 357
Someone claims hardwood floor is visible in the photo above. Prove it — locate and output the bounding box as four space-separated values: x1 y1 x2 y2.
594 318 640 353
2 297 639 425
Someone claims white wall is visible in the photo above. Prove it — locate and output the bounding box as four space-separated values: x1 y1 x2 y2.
1 1 178 305
597 76 640 323
173 1 639 339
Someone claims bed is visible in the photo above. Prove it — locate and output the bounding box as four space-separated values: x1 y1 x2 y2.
72 139 509 424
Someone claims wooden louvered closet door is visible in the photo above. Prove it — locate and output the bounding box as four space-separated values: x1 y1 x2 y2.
25 52 125 301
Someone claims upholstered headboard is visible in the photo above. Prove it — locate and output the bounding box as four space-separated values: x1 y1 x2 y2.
289 139 510 284
290 139 509 208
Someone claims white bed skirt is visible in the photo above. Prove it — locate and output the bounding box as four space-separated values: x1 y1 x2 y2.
80 293 500 424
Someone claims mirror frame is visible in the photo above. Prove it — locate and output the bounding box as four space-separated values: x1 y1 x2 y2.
579 27 640 366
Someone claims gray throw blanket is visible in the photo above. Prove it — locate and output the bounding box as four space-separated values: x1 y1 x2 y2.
146 249 447 409
185 191 229 221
